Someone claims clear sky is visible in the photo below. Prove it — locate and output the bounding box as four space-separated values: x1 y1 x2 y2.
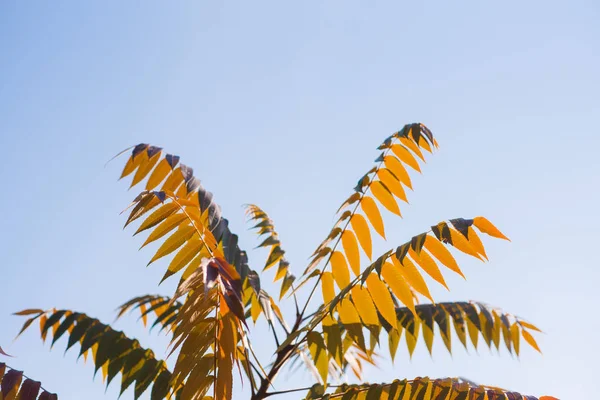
1 1 598 399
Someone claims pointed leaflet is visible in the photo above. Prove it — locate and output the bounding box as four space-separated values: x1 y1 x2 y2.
141 214 187 248
409 248 448 290
307 332 329 384
330 251 350 289
521 329 542 353
371 181 401 216
383 155 412 190
399 136 425 161
147 225 196 265
341 230 361 276
14 309 175 399
381 262 416 316
320 377 549 399
391 256 433 302
350 214 372 259
361 196 385 238
467 226 488 260
366 274 397 330
321 272 335 304
351 286 379 326
473 216 510 241
390 144 421 173
423 235 464 278
377 169 408 202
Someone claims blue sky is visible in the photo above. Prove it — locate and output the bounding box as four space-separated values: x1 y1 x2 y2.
1 1 598 399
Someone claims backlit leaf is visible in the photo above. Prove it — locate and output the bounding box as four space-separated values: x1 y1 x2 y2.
350 214 372 259
473 216 510 241
341 230 361 276
371 181 401 216
366 274 397 330
361 197 385 239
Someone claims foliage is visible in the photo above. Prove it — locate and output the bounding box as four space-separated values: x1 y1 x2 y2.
0 350 57 400
12 123 553 400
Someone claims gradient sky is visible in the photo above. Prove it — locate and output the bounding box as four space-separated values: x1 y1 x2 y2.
1 1 598 399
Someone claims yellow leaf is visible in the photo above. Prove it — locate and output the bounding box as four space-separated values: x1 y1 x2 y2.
381 262 416 316
135 203 179 235
101 361 109 383
141 214 188 248
330 251 350 289
519 320 542 332
391 256 433 303
473 216 510 241
337 299 361 325
399 136 425 161
131 150 161 187
321 272 335 304
148 225 195 265
405 319 420 357
350 214 372 259
510 323 520 356
351 286 379 326
250 295 261 323
417 134 433 153
449 228 484 261
341 230 361 276
383 156 412 190
161 167 185 192
139 303 148 327
274 263 288 281
467 226 488 260
360 196 385 238
366 274 397 330
146 158 172 190
215 350 233 400
167 238 203 276
391 144 421 173
409 249 448 290
466 318 479 350
181 251 207 281
422 323 434 354
521 329 542 353
377 169 408 202
307 332 329 384
491 311 501 350
423 235 464 278
120 151 144 179
371 181 401 216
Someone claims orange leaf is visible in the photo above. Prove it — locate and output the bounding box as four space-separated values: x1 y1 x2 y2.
360 196 385 238
391 144 421 173
351 286 379 326
399 136 425 161
423 235 464 278
366 274 398 330
321 272 335 304
350 214 372 259
521 329 542 353
409 249 448 290
341 230 361 276
337 299 361 325
383 156 412 190
381 262 416 316
473 216 510 241
377 169 408 202
467 226 488 260
371 181 401 216
330 251 350 289
392 256 433 302
449 228 484 261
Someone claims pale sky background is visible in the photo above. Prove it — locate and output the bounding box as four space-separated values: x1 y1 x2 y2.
1 1 598 399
